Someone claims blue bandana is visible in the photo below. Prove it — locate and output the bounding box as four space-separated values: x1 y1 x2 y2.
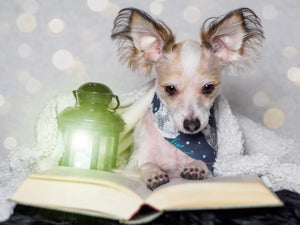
151 93 217 171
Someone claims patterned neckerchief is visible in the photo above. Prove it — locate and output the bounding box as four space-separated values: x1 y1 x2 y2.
150 93 217 171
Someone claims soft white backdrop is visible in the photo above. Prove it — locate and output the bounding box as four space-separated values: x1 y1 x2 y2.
0 0 299 159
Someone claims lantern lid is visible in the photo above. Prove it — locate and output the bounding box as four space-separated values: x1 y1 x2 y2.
57 82 125 133
74 82 118 107
78 82 112 94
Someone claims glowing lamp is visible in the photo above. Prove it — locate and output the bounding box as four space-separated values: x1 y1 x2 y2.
57 82 125 171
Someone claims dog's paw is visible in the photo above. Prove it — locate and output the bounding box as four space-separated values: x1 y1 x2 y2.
140 162 169 190
146 171 169 191
180 160 210 180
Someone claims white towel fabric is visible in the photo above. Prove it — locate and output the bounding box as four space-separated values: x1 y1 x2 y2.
213 95 300 192
0 80 299 222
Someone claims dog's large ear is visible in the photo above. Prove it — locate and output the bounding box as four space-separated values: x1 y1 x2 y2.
201 8 264 69
111 8 175 76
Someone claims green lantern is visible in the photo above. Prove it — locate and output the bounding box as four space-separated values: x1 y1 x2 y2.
57 82 125 171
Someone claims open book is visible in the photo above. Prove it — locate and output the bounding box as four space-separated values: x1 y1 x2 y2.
11 166 283 223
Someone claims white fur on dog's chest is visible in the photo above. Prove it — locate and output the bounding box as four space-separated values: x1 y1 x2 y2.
132 110 194 178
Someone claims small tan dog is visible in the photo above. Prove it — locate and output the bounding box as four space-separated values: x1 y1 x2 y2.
111 8 264 190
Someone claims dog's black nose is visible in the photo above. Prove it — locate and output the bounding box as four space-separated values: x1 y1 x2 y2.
183 119 201 132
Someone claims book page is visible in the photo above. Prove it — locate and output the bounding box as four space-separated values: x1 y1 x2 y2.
146 175 283 211
12 176 143 220
11 167 153 220
31 166 152 199
152 174 262 189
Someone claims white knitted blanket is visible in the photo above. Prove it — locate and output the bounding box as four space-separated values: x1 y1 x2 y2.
1 80 299 222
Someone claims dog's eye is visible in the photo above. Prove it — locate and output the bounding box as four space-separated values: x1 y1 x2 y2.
165 85 177 96
202 83 215 95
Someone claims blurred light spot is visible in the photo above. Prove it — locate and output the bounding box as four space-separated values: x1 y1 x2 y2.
16 70 41 94
23 0 39 14
48 18 65 34
0 94 5 106
16 70 31 85
287 67 300 83
18 43 32 58
262 5 278 20
105 1 120 16
0 101 12 115
183 6 201 23
263 108 285 129
87 0 108 12
4 136 18 150
149 1 164 15
282 46 297 59
66 60 90 84
52 49 74 70
25 77 42 94
16 13 37 33
0 21 10 35
278 96 296 117
253 91 269 107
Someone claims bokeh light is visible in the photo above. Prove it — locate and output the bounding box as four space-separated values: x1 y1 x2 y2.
16 13 37 33
87 0 108 12
282 46 297 59
52 49 74 70
0 21 10 36
253 91 269 107
183 6 201 23
18 43 32 58
262 5 278 20
105 1 120 16
66 60 90 83
4 136 18 150
0 100 12 115
16 70 42 94
149 1 164 15
16 70 31 85
263 107 285 129
287 67 300 85
48 18 65 34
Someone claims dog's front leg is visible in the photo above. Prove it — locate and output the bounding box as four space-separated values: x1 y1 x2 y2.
180 160 211 180
140 162 169 190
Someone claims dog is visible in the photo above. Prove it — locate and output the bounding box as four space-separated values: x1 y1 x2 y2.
111 7 264 190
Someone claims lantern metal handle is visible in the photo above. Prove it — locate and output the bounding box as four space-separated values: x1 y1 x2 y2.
110 95 120 111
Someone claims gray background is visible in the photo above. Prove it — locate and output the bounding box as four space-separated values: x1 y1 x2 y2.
0 0 299 159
